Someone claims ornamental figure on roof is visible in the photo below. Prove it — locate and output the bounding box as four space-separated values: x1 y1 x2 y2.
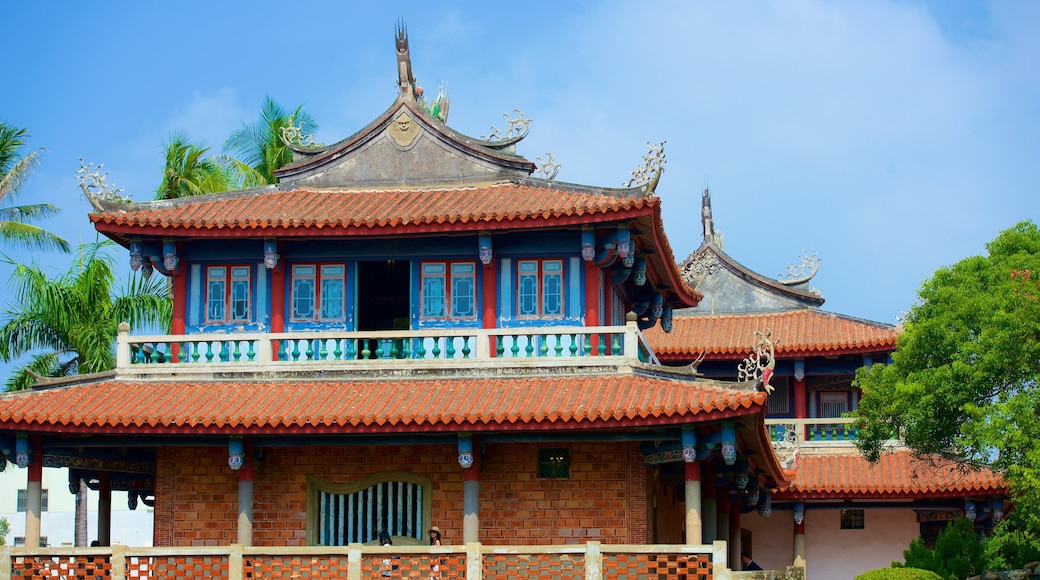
737 329 778 394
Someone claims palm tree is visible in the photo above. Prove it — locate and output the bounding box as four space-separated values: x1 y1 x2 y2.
154 131 234 200
0 123 69 252
0 240 172 390
223 96 317 186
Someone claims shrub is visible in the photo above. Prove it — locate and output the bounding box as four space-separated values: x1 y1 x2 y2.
854 568 943 580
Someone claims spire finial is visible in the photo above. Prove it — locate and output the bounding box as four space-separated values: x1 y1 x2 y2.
701 187 714 241
395 19 415 100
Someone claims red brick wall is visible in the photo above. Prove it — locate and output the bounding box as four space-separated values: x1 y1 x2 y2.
155 441 647 547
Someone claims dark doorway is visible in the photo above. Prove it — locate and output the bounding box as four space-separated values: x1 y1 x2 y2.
357 260 411 331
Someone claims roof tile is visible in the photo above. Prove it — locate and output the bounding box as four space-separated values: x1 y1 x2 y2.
0 375 766 434
646 310 899 357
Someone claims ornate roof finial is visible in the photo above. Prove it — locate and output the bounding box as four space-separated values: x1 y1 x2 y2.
76 158 129 210
700 186 723 248
777 251 821 286
395 19 416 101
623 141 666 196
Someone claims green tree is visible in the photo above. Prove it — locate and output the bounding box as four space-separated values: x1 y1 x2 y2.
900 517 984 580
0 516 8 545
0 241 172 390
854 221 1040 534
154 131 233 200
0 123 69 252
223 96 317 186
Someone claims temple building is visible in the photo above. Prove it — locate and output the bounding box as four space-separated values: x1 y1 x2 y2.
0 26 1005 580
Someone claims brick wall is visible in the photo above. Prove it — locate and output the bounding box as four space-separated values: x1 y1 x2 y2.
155 441 647 547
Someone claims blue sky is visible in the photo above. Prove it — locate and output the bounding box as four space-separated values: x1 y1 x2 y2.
2 0 1038 330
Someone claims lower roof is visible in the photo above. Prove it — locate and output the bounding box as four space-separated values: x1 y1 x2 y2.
776 449 1005 499
0 372 765 436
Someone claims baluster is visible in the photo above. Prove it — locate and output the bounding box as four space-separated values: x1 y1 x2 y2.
431 337 441 359
461 336 471 358
291 340 301 361
510 335 520 357
390 340 400 359
597 333 607 356
346 339 357 359
416 338 426 358
524 335 534 357
219 341 230 362
191 342 201 363
319 339 329 361
203 342 214 362
539 336 549 357
554 335 563 357
247 341 256 362
232 340 242 362
305 340 315 361
361 339 371 360
402 338 412 359
277 340 288 362
612 334 621 355
495 337 505 357
333 339 343 360
375 341 384 359
446 337 456 359
569 334 579 356
583 333 591 356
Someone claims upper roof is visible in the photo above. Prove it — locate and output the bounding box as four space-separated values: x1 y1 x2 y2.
0 372 765 435
777 449 1005 499
645 309 899 360
677 189 825 315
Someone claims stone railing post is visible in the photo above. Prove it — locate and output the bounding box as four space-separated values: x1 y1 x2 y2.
116 322 132 369
585 541 602 580
466 542 483 580
110 545 127 580
624 317 638 362
228 544 243 580
0 545 10 580
347 544 362 580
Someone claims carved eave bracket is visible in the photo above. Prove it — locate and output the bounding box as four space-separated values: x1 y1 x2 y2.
77 159 131 211
737 329 779 394
777 251 821 286
623 141 666 197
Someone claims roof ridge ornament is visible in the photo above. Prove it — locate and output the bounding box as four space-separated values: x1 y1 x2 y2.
77 158 130 210
280 114 326 152
481 109 531 142
623 141 666 196
737 329 778 394
396 20 416 101
777 250 820 286
701 187 723 247
535 152 561 180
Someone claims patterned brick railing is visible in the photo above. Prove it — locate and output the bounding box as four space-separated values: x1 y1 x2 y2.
0 541 731 580
115 321 661 375
766 417 860 449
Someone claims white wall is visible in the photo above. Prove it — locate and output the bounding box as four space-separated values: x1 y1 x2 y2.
0 467 153 547
741 506 920 580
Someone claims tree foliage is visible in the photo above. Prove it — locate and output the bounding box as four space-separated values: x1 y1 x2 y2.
0 241 172 390
154 131 233 200
854 221 1040 533
0 122 69 253
854 568 942 580
222 96 316 187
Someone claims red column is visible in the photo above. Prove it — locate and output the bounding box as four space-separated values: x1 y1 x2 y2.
482 262 497 356
270 266 285 360
584 262 600 354
98 472 112 546
171 272 187 361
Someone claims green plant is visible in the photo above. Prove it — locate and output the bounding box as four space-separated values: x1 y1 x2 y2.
900 517 985 580
854 567 942 580
983 528 1040 571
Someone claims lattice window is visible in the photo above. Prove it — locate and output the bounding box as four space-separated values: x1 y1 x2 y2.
16 489 48 512
767 377 791 415
537 448 570 479
307 472 432 546
820 391 850 418
841 509 865 529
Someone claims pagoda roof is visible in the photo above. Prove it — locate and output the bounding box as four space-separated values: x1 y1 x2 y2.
0 372 764 436
777 450 1005 499
645 309 899 360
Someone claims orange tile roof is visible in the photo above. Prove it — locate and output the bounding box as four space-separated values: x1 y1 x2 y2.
0 374 765 435
89 183 658 236
646 309 899 359
778 450 1005 499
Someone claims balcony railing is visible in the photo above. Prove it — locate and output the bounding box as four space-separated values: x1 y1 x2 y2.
765 417 860 448
0 541 752 580
115 322 661 375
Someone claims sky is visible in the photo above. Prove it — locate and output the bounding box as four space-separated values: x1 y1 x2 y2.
2 0 1038 332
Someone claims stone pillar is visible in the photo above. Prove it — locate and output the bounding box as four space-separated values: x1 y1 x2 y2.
482 258 497 356
269 265 285 360
794 504 807 571
701 463 717 543
171 268 187 361
684 462 702 545
463 463 479 543
237 439 254 546
25 444 43 548
729 500 741 569
584 262 600 353
98 472 112 546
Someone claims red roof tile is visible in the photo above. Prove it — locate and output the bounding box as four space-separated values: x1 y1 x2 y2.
777 450 1004 499
89 183 657 236
0 374 765 435
646 310 899 359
